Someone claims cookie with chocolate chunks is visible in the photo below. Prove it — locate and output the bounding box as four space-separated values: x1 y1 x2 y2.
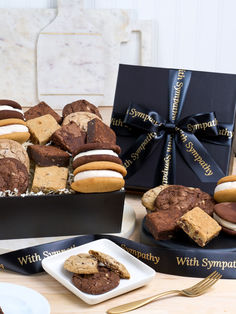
62 99 102 119
0 157 28 194
72 266 120 295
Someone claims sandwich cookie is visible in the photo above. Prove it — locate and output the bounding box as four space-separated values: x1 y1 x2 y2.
71 161 126 193
72 143 122 169
0 139 30 171
0 99 24 120
214 175 236 202
213 202 236 236
0 118 30 143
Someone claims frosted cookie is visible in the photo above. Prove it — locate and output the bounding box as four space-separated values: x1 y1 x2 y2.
0 139 30 171
72 266 120 295
72 144 122 169
26 114 60 145
177 207 221 247
214 175 236 202
213 202 236 236
141 185 169 212
0 118 30 143
27 145 70 167
89 250 130 279
64 253 98 274
24 101 62 124
31 165 68 193
62 112 101 132
0 99 24 120
87 118 116 144
62 99 102 120
0 157 28 195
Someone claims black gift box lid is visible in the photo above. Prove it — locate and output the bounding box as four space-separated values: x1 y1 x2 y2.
112 64 236 194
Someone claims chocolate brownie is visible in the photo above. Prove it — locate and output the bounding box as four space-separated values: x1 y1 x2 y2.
155 185 198 215
51 121 86 155
0 99 24 120
0 157 28 194
145 209 181 240
27 145 70 167
62 99 102 119
24 102 62 124
75 142 121 155
72 266 120 295
87 118 116 144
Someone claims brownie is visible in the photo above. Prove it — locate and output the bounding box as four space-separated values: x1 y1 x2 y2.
27 145 70 167
62 99 102 119
0 157 28 195
24 101 62 124
145 209 181 240
87 118 116 144
51 121 86 155
72 266 120 295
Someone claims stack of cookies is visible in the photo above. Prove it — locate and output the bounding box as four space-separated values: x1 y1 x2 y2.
64 250 130 295
0 98 126 195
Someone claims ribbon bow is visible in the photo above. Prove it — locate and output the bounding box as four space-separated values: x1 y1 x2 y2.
119 69 232 185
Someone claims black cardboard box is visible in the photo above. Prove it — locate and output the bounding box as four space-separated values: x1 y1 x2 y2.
111 65 236 194
0 190 125 239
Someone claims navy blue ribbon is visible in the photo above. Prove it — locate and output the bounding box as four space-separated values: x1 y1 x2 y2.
112 70 233 185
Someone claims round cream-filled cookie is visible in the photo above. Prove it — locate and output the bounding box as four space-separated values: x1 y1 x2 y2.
73 161 127 177
213 202 236 236
73 149 118 160
0 118 30 143
214 175 236 202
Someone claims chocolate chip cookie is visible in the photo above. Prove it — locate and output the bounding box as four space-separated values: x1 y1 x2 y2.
62 99 102 119
72 266 120 295
64 253 98 274
0 157 28 194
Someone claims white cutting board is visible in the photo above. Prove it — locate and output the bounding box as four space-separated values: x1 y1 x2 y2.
37 0 153 109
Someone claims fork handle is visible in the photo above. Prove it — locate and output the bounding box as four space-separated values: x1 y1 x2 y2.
107 290 180 314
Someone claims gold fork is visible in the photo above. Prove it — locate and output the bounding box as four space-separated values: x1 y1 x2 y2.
107 271 222 314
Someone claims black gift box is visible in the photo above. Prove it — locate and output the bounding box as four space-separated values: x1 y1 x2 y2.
0 190 125 240
111 64 236 194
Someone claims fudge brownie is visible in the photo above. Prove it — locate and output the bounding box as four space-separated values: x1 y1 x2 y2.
177 207 221 247
0 99 24 120
62 99 102 119
26 114 61 145
0 157 28 195
87 118 116 144
24 101 62 124
145 209 181 240
27 145 70 167
51 121 86 155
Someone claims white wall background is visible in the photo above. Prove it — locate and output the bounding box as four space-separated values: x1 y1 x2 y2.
1 0 236 74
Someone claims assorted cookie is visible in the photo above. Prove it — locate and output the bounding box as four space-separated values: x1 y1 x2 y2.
144 184 215 242
64 250 130 295
214 175 236 202
0 99 125 196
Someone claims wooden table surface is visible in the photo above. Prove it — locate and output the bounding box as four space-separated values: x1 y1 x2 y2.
0 107 235 313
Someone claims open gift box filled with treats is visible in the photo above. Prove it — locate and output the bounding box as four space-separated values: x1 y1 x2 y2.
0 99 126 239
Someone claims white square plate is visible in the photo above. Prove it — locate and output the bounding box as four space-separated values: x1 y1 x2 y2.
42 238 156 304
